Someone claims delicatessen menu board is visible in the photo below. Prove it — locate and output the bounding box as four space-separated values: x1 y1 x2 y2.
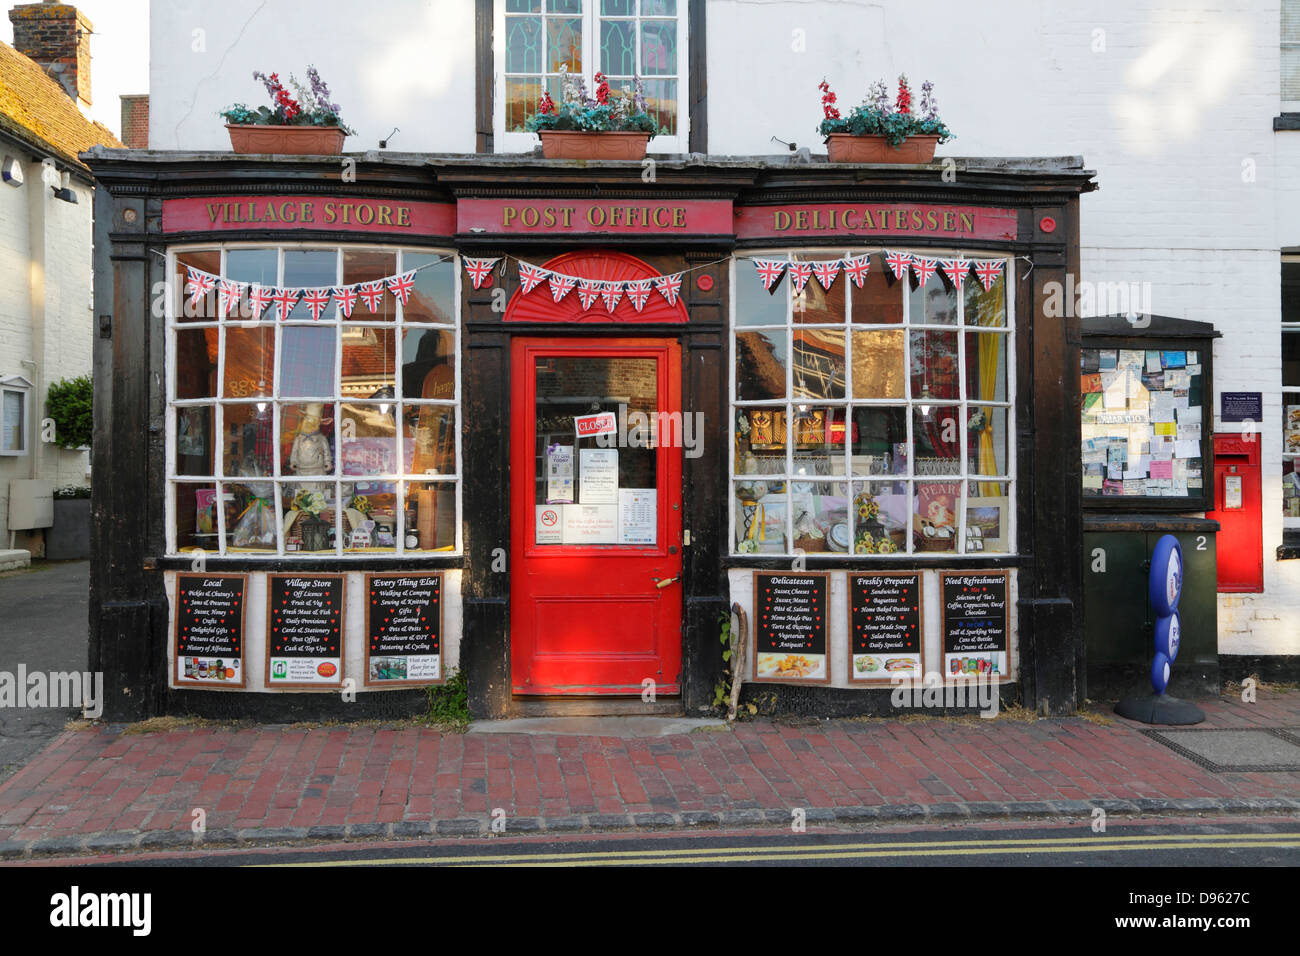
174 573 247 687
940 571 1008 678
365 573 443 686
1080 347 1204 499
752 572 829 683
848 573 922 681
266 574 345 688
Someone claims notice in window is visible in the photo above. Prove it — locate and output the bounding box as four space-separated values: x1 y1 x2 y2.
619 489 656 545
579 448 618 504
546 444 574 503
562 504 618 544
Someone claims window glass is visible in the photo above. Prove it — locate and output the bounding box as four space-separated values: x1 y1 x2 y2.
343 250 396 322
222 327 274 398
175 249 221 322
402 254 456 324
283 250 337 321
2 390 26 453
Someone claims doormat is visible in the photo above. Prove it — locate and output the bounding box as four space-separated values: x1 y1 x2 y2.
1141 728 1300 772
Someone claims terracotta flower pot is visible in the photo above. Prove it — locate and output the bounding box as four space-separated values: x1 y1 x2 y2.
825 133 940 164
538 130 651 160
225 124 347 155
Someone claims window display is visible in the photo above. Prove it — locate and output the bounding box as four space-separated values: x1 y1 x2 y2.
167 245 460 556
731 250 1014 556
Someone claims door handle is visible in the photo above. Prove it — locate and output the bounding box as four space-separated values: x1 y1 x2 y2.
651 575 679 589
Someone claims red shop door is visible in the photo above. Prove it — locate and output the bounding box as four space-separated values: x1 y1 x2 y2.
510 338 683 695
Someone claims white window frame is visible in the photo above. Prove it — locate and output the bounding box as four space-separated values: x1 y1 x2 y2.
493 0 690 155
1284 0 1300 110
727 250 1018 559
164 242 463 559
0 376 32 456
1283 253 1300 526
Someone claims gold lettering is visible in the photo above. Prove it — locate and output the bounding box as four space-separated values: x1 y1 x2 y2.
502 206 517 227
774 210 791 231
542 207 556 228
398 206 411 227
894 210 907 230
206 203 221 225
926 210 939 231
262 202 278 223
356 204 374 225
943 211 956 231
842 209 858 230
610 206 624 227
587 206 607 227
301 201 314 223
280 202 297 223
324 202 337 224
377 204 392 226
959 212 974 232
339 203 353 225
796 211 809 230
654 207 671 228
828 209 837 230
561 207 573 228
811 210 824 230
520 206 539 227
859 209 874 229
672 207 685 227
910 210 923 230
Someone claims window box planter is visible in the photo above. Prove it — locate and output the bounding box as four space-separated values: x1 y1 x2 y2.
538 130 651 161
825 133 940 164
225 124 346 155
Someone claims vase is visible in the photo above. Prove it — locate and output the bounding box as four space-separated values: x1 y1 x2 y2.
225 124 347 155
538 130 651 160
825 133 939 164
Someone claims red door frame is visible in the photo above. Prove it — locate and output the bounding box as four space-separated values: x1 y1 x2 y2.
510 337 683 695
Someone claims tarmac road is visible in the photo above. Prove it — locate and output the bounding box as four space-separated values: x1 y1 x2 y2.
0 561 89 782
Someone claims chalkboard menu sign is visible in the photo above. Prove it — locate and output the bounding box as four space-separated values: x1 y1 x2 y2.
940 570 1009 679
266 574 346 688
174 573 247 688
751 572 829 683
848 573 923 682
364 573 444 687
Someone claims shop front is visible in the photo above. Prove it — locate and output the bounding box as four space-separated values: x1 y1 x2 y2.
84 149 1094 721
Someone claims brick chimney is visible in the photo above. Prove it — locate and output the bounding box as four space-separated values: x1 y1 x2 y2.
8 2 93 108
120 94 148 149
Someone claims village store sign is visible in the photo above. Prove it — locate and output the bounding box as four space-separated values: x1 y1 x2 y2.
162 196 457 234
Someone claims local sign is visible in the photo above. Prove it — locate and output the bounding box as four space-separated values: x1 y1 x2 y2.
162 196 456 235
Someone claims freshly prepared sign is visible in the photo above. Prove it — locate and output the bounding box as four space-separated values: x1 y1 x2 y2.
457 198 733 236
752 572 829 683
174 573 246 687
734 203 1018 241
365 574 443 686
266 574 345 688
848 573 922 681
162 196 456 235
940 571 1009 678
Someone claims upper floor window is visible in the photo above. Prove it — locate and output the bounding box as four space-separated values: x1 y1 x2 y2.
495 0 688 153
1283 258 1300 521
1285 1 1300 107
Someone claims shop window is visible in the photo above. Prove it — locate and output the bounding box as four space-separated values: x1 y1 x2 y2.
496 0 689 154
1282 258 1300 520
167 245 461 557
730 251 1015 557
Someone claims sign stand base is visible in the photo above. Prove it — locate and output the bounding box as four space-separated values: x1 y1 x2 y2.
1114 693 1205 725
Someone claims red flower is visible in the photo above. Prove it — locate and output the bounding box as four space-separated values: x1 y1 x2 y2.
819 78 841 120
538 90 556 115
595 71 610 105
895 74 912 115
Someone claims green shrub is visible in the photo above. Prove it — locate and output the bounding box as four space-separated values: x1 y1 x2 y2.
45 375 92 450
425 668 470 729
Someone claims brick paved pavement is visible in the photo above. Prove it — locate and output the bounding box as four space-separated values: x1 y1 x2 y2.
0 690 1297 856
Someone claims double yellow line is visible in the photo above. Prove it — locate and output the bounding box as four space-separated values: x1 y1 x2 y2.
264 830 1300 867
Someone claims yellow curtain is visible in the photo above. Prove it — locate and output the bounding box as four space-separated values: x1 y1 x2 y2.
977 333 999 496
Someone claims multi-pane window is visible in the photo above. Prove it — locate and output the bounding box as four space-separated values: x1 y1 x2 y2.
167 246 461 557
1284 0 1300 104
730 252 1015 557
498 0 687 152
1283 259 1300 519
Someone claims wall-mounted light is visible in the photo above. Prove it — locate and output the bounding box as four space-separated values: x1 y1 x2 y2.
1 156 22 187
50 185 77 204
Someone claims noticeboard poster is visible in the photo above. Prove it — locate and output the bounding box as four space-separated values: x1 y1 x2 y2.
751 571 829 683
848 572 922 681
364 573 443 687
266 574 345 688
940 570 1009 679
174 573 247 687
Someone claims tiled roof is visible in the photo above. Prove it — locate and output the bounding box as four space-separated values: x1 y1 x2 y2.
0 39 122 172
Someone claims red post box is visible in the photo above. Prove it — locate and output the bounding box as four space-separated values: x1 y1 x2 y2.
1207 433 1262 592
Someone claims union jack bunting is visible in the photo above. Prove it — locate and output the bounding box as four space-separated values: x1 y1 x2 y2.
576 279 601 310
910 256 938 285
247 284 274 320
753 259 787 293
600 281 624 312
463 257 499 289
625 279 652 312
548 272 576 303
333 285 358 319
787 261 813 295
972 259 1004 291
884 250 912 280
653 272 682 306
217 278 244 319
301 288 333 321
811 259 841 291
518 262 549 295
842 255 872 288
184 267 216 309
386 270 417 306
357 280 386 312
940 258 970 291
271 287 300 322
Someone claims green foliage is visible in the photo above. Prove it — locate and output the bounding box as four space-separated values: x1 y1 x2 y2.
53 485 91 499
529 104 661 135
712 611 757 718
819 108 954 147
425 668 470 729
45 375 92 450
220 103 354 135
